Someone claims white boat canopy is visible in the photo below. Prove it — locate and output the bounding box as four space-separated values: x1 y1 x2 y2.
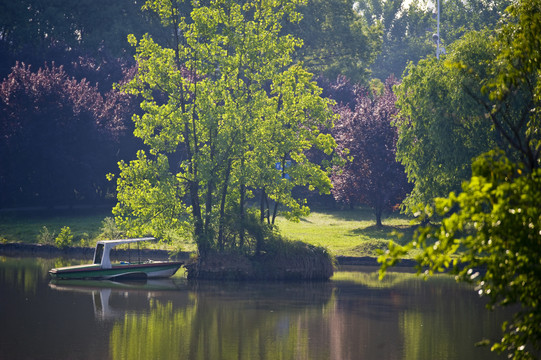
93 237 156 269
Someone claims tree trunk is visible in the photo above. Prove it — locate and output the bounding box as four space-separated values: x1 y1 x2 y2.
260 188 266 223
271 201 279 225
375 210 383 228
190 181 208 256
218 159 233 251
239 182 246 248
374 201 383 228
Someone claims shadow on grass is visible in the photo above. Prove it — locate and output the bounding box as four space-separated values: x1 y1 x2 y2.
305 206 403 222
351 224 416 246
341 224 418 257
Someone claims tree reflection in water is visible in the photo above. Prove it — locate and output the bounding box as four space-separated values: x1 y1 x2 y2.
109 282 334 360
0 258 509 360
107 275 508 360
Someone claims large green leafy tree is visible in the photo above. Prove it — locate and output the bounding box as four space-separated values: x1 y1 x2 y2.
111 0 337 256
380 1 541 358
393 30 502 214
486 0 541 172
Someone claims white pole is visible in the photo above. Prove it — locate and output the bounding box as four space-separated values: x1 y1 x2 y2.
437 0 440 59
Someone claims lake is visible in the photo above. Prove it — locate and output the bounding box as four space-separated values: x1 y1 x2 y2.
0 256 509 360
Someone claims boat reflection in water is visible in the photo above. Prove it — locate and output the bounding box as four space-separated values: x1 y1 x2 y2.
49 278 186 320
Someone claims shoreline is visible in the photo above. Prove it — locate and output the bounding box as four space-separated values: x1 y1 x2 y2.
0 242 191 261
0 242 418 267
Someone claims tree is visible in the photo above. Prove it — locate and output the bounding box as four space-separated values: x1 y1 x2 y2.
441 0 511 45
285 0 381 84
111 0 337 257
485 0 541 172
393 30 500 214
357 0 511 81
0 0 165 57
380 1 541 358
356 0 435 80
330 76 410 226
0 62 132 207
380 152 541 359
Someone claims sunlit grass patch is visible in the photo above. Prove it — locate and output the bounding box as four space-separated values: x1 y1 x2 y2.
275 207 415 257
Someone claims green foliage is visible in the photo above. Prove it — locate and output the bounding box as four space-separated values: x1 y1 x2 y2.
287 0 381 84
112 0 338 256
484 0 541 172
358 0 435 80
380 151 541 359
78 235 90 248
55 226 73 249
36 226 55 244
441 0 511 44
359 0 511 82
185 225 335 280
255 233 335 280
394 30 499 214
382 2 541 357
98 217 124 240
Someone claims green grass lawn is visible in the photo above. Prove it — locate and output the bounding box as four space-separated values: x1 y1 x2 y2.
275 207 415 257
0 206 415 257
0 207 112 244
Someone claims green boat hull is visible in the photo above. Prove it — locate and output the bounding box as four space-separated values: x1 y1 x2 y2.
48 262 183 280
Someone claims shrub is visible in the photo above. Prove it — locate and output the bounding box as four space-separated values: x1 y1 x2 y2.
79 233 91 247
55 226 73 249
99 217 124 240
37 226 56 244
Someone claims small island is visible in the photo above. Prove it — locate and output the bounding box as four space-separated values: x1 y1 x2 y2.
184 237 334 281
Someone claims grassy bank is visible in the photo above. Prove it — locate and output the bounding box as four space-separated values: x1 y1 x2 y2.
0 207 414 258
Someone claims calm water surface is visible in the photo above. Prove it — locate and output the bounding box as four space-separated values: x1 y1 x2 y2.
0 256 509 360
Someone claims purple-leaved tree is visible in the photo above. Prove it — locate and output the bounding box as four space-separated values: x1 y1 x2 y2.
330 76 410 226
0 62 135 207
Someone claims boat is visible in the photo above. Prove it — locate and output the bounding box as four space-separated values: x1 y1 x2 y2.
48 237 183 280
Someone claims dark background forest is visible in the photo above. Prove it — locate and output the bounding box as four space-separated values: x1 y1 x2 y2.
0 0 508 210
